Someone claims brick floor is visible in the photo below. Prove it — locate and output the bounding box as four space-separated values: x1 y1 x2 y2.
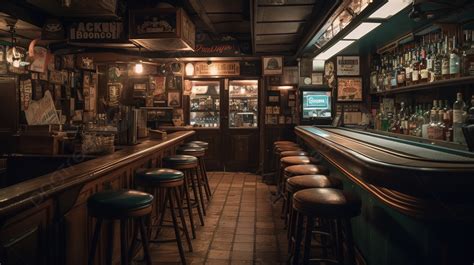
141 172 287 265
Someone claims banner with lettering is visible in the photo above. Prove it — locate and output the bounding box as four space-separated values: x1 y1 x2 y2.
68 21 125 42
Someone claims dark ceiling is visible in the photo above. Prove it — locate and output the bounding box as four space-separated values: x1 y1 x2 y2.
0 0 341 59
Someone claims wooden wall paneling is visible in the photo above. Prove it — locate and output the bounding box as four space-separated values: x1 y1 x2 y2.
193 130 223 171
225 130 259 172
0 200 54 265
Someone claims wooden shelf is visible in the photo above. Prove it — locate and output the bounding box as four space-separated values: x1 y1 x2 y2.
370 76 474 96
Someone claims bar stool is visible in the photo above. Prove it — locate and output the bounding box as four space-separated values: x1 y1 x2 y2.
286 175 342 243
87 190 153 265
291 188 361 265
280 150 309 158
178 143 211 203
135 168 192 265
274 140 298 145
187 141 212 198
163 154 204 239
272 148 303 198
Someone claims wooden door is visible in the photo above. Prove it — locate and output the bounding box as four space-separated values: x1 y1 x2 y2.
222 79 260 172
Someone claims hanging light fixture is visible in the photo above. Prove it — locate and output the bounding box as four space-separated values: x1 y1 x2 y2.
134 46 143 74
6 22 29 68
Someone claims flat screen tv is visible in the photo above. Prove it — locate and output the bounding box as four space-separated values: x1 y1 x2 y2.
301 90 332 120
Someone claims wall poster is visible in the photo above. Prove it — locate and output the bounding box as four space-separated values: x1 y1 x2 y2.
337 77 363 102
336 56 360 76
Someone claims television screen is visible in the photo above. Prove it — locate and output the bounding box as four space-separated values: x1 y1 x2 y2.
302 91 332 119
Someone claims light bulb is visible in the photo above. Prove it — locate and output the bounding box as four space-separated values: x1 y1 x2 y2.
134 62 143 74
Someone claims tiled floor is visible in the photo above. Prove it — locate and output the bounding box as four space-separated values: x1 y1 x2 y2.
146 172 288 265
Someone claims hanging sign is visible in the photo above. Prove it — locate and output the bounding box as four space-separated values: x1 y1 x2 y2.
68 21 125 42
336 56 360 76
193 62 240 76
42 19 65 40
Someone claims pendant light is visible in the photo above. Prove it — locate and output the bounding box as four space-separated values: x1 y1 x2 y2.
134 46 143 74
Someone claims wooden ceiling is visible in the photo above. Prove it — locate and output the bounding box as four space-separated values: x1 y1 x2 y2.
0 0 341 58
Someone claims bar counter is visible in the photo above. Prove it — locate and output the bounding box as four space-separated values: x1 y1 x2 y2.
0 130 194 265
296 126 474 265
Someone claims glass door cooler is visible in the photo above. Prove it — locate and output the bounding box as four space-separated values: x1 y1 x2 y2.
189 80 220 128
228 80 258 128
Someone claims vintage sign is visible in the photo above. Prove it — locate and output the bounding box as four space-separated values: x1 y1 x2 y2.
69 22 124 42
337 77 363 102
25 90 60 125
336 56 360 76
42 19 65 40
193 62 240 76
29 46 48 73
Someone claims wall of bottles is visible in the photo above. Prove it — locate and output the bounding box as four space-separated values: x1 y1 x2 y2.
370 28 474 93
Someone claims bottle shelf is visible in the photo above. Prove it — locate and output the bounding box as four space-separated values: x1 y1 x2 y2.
370 76 474 96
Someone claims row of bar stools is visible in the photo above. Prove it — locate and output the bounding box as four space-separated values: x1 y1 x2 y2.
87 190 154 265
163 154 205 239
273 141 303 190
134 168 192 264
282 163 329 221
187 141 212 200
291 188 361 265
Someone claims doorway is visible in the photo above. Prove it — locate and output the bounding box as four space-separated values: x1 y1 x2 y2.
187 78 260 172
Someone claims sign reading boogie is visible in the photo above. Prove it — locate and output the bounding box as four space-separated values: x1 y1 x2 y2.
69 22 124 41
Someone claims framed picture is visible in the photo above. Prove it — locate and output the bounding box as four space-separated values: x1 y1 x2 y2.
336 56 360 76
133 83 147 98
170 62 183 75
262 56 283 75
311 72 323 85
267 90 280 105
324 60 336 89
167 91 181 107
268 75 281 86
337 77 363 102
62 54 75 69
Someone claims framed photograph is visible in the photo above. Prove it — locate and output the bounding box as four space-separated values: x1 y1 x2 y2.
268 75 281 86
262 56 283 76
62 54 75 69
337 56 360 76
337 77 363 102
167 91 181 107
311 72 323 85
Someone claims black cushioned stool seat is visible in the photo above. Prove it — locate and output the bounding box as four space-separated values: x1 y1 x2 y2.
87 190 153 265
290 188 361 265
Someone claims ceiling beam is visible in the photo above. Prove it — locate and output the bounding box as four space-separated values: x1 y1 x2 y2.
250 0 257 55
185 0 217 34
0 0 49 28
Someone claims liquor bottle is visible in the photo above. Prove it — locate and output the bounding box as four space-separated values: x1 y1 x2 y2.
462 30 474 76
427 101 439 139
426 38 435 82
370 62 380 93
378 64 385 92
437 100 447 140
405 47 413 86
381 108 390 131
397 54 406 87
453 93 466 144
399 102 409 135
384 59 392 91
449 35 461 79
390 57 398 88
434 38 443 81
422 104 431 138
419 38 429 83
412 48 420 84
441 35 450 80
408 105 418 136
415 105 425 137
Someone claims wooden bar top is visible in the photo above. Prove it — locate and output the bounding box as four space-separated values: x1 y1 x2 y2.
0 130 194 216
296 126 474 220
